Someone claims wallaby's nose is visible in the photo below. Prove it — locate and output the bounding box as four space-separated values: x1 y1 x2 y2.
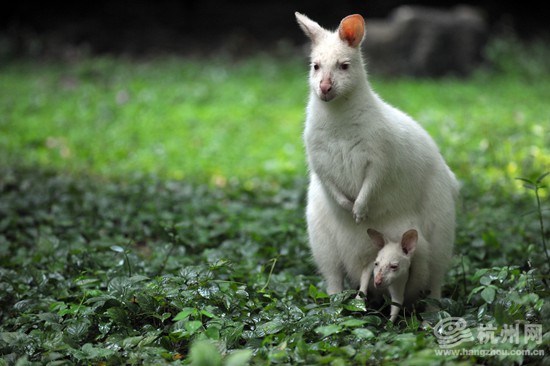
374 275 382 287
320 79 332 95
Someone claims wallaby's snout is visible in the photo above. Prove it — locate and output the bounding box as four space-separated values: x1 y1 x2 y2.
320 78 333 98
374 273 383 288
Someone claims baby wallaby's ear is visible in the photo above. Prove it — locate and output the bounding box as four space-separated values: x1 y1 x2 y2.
401 229 418 255
338 14 365 48
295 12 326 44
367 228 385 249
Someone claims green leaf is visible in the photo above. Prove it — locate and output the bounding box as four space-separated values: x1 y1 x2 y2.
315 324 342 337
80 343 115 359
65 320 90 340
185 320 203 334
189 340 222 366
308 284 329 300
255 319 286 337
205 325 221 340
173 307 197 321
480 286 496 304
340 318 367 328
224 349 253 366
128 275 149 283
352 328 375 340
515 177 532 184
106 307 129 325
200 308 219 319
536 172 550 184
480 274 494 285
110 245 125 253
343 298 367 312
523 183 536 191
362 315 383 326
122 336 144 348
468 285 484 302
0 332 27 345
472 268 489 281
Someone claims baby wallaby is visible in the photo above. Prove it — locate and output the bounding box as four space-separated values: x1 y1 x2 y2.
363 228 430 322
296 12 458 305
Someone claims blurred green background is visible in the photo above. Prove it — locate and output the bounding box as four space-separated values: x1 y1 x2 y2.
1 37 549 192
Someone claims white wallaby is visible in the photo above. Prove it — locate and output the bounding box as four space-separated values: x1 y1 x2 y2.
365 227 430 322
296 12 459 316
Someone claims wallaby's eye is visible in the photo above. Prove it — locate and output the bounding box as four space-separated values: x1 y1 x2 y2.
312 63 320 71
374 262 379 267
340 62 350 71
390 263 399 271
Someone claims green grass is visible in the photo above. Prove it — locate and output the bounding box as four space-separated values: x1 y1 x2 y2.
1 37 549 365
0 56 307 181
2 50 549 185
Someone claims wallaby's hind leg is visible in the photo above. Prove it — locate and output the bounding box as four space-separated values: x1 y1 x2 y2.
425 269 444 312
326 271 345 295
308 228 345 295
310 246 344 295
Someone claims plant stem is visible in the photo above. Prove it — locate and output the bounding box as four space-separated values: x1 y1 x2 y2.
534 186 550 266
260 257 278 292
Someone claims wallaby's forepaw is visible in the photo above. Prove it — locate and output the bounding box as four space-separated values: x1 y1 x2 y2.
338 197 354 212
353 213 365 224
352 207 367 223
352 202 368 223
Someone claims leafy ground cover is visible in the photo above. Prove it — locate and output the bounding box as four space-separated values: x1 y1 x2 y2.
1 36 549 364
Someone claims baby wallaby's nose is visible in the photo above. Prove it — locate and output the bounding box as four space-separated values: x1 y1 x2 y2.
320 78 332 94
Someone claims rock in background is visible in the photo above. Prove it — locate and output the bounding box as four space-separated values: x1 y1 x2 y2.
363 5 488 77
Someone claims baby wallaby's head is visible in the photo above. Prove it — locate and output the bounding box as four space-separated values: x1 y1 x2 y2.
295 12 366 102
367 228 418 289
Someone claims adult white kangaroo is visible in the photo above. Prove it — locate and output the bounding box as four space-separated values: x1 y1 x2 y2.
296 12 459 307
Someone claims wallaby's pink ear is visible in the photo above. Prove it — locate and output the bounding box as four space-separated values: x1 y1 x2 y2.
367 229 385 249
401 229 418 255
338 14 365 48
295 12 326 44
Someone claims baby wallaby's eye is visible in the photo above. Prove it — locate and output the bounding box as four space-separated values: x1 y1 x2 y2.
340 62 350 71
312 63 320 71
390 263 399 271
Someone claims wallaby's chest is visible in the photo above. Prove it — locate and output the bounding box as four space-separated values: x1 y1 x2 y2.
305 124 370 194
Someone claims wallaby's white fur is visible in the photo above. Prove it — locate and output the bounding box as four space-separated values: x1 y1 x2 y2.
366 226 430 322
296 12 459 317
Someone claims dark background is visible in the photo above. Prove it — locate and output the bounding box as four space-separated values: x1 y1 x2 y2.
1 0 548 57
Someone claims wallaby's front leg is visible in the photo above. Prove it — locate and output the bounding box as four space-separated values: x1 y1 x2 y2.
356 262 374 299
323 180 354 212
388 279 406 322
353 163 378 223
352 177 373 223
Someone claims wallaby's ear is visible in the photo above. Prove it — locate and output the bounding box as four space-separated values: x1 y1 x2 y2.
338 14 365 48
367 229 385 249
295 12 325 44
401 229 418 255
